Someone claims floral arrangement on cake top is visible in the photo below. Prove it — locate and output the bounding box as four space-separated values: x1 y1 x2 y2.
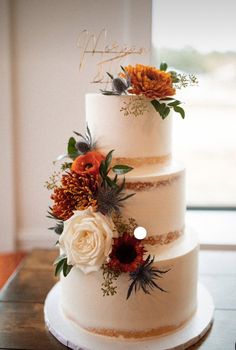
101 62 198 119
46 127 169 299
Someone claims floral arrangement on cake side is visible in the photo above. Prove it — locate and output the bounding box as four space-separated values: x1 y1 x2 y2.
46 127 169 299
101 62 198 119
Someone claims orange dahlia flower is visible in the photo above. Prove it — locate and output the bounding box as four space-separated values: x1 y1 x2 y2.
71 151 104 176
124 64 176 99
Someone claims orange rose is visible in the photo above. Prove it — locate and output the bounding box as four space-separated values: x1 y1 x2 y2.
71 151 104 176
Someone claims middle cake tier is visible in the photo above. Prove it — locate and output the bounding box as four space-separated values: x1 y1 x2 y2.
122 160 185 240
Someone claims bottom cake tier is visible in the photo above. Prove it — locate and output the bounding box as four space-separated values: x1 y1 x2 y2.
60 229 198 339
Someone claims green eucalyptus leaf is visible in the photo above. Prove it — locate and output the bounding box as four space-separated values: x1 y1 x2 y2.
63 260 73 277
53 254 66 265
169 71 180 83
105 176 113 187
151 99 161 111
172 77 180 83
100 160 106 171
68 152 79 160
162 106 170 119
174 106 185 119
160 62 168 71
99 160 108 178
105 176 118 189
65 264 73 276
151 100 170 119
99 166 105 178
159 97 175 101
158 103 166 114
55 258 66 276
112 165 133 175
68 137 76 152
105 150 114 169
99 168 106 180
168 100 182 107
67 137 78 159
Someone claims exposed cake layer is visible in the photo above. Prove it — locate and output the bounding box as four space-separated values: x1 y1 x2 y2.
86 94 172 159
60 229 198 339
123 160 185 238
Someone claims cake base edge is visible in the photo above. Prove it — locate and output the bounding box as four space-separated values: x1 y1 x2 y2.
44 282 214 350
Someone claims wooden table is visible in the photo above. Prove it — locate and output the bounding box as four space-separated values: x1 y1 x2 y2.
0 248 235 350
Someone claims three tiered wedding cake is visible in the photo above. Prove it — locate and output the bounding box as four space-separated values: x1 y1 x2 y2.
45 64 213 348
59 93 199 338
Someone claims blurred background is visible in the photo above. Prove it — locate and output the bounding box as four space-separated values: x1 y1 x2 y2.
1 0 236 253
153 0 236 207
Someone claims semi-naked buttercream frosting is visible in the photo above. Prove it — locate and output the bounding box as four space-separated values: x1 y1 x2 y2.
58 93 199 340
60 230 198 338
86 94 172 159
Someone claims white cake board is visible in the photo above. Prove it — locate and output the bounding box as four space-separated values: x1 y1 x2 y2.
44 282 214 350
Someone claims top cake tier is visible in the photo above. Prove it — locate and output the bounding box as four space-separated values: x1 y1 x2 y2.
86 94 172 161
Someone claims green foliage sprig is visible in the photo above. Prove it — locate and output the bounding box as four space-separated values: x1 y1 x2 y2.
160 61 198 88
99 150 133 187
47 208 64 235
101 264 121 296
97 150 135 215
60 162 72 171
56 125 95 162
67 136 78 160
120 96 149 117
44 171 61 190
54 254 73 277
112 215 138 237
67 125 96 160
151 98 185 119
150 62 198 119
170 71 198 89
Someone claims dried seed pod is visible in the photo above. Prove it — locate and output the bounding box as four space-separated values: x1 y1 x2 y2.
54 222 64 235
75 141 90 154
112 78 129 94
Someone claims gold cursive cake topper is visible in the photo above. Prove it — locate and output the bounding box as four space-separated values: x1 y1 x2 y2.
77 29 145 83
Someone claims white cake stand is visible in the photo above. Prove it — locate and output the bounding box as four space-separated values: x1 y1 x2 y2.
44 282 214 350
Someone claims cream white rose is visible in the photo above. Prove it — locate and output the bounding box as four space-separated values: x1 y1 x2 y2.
59 207 116 274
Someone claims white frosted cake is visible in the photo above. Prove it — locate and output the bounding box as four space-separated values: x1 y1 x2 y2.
46 64 200 342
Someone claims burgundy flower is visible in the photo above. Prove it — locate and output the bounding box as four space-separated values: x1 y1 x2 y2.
108 233 146 273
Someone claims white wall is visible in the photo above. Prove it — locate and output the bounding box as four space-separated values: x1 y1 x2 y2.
0 0 16 252
0 0 152 251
